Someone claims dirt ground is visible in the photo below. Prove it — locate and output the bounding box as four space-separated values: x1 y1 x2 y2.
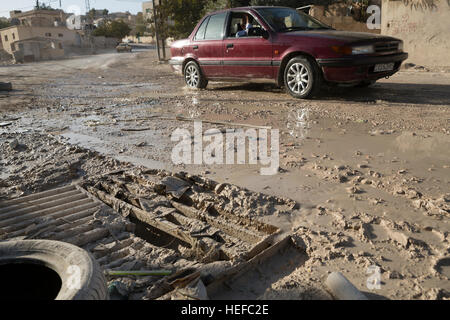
0 49 449 300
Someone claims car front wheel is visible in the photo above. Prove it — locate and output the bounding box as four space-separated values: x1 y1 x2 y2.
184 61 208 89
284 56 321 99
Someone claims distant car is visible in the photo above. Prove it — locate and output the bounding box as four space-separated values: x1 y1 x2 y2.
169 6 408 99
116 43 132 53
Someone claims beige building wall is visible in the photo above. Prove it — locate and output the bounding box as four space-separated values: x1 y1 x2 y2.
11 9 67 27
381 0 450 67
309 5 380 34
1 26 79 54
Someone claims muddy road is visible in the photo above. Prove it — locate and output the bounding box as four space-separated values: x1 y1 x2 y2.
0 49 449 299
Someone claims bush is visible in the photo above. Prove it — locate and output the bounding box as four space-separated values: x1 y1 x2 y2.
92 20 131 39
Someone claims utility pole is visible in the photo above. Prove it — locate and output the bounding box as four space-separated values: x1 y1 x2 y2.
85 0 95 54
160 0 166 60
152 0 161 61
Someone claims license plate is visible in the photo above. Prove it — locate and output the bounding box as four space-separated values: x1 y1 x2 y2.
374 63 394 72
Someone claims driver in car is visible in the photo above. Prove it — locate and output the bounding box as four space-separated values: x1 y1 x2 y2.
236 14 253 37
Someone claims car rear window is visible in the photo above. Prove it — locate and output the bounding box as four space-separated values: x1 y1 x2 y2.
204 12 227 40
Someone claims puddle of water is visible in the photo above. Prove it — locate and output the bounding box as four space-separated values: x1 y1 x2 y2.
61 132 111 155
394 132 450 160
115 155 167 170
61 131 167 170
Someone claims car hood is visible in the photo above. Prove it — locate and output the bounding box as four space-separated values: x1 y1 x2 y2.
284 30 400 43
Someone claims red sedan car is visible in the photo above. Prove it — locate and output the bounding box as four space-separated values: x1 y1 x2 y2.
169 6 408 99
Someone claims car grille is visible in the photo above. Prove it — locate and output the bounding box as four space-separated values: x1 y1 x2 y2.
374 42 399 54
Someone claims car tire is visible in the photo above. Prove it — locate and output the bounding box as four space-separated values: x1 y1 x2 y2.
184 61 208 89
0 240 108 300
284 56 322 99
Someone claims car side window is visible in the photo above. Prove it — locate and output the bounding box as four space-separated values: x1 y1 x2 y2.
195 17 209 41
204 12 227 40
227 12 263 38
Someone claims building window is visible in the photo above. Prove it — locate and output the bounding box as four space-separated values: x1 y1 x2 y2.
12 33 15 40
4 35 8 42
58 33 63 37
58 43 63 49
45 33 52 37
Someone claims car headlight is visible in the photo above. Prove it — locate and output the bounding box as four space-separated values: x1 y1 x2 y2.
398 41 404 52
351 45 375 55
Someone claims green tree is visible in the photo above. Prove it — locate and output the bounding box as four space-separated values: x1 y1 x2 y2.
89 8 96 20
148 0 206 39
102 9 109 16
0 20 11 29
133 12 147 37
202 0 250 14
35 2 55 10
148 0 252 40
169 0 209 38
249 0 309 8
93 20 132 39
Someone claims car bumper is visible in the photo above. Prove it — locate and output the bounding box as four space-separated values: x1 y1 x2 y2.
317 52 408 83
169 58 183 75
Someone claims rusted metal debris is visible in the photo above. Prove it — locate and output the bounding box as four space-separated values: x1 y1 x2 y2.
0 170 300 299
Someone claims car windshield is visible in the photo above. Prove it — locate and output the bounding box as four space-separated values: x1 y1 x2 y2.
255 7 331 32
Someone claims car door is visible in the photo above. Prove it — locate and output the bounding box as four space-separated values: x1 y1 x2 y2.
190 12 227 78
222 12 273 79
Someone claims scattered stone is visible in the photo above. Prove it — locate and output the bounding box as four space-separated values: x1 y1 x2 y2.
346 186 362 194
214 183 227 194
9 139 18 149
135 142 147 147
393 186 406 195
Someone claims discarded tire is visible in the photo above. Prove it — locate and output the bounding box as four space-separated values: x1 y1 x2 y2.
0 240 108 300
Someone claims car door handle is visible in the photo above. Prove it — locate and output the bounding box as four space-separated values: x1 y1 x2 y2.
226 43 234 49
193 45 199 50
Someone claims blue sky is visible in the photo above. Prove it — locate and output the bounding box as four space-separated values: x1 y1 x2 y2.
0 0 144 18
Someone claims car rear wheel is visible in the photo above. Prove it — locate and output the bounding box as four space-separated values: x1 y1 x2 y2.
184 61 208 89
284 56 321 99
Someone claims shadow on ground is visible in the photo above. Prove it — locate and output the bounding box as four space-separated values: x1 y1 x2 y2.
208 82 450 106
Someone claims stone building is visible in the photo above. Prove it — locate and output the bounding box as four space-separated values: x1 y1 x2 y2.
0 9 81 62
